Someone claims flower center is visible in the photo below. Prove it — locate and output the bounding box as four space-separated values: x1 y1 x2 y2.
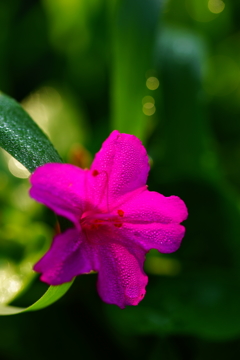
80 209 124 231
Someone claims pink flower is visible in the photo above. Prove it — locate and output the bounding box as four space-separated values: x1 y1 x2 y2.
29 131 188 308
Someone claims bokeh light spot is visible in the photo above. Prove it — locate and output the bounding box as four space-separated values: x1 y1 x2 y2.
22 87 63 138
142 104 156 116
142 96 155 106
208 0 225 14
0 261 23 304
8 158 30 179
146 77 159 90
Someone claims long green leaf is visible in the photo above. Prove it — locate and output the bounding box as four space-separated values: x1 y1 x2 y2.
0 93 73 314
0 93 62 172
0 280 74 315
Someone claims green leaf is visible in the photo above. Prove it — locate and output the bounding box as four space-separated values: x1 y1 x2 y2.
0 93 73 314
111 0 162 141
0 280 74 315
0 93 62 172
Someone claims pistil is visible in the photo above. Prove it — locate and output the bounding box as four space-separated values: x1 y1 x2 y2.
80 209 124 230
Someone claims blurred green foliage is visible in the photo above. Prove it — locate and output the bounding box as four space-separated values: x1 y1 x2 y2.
1 0 240 358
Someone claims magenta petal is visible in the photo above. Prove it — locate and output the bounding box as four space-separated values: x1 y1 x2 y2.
120 189 188 224
89 130 150 205
30 163 86 224
121 222 185 253
110 189 187 253
34 229 94 285
96 241 148 308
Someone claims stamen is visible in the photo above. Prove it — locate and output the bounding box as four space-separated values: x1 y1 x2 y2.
81 209 124 232
92 170 99 176
114 223 122 228
117 209 124 217
91 169 110 212
101 170 110 212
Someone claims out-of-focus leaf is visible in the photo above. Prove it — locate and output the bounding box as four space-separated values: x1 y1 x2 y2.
111 0 162 141
21 86 89 159
151 27 220 180
0 93 62 172
42 0 108 105
0 280 74 315
0 216 52 305
152 26 240 265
